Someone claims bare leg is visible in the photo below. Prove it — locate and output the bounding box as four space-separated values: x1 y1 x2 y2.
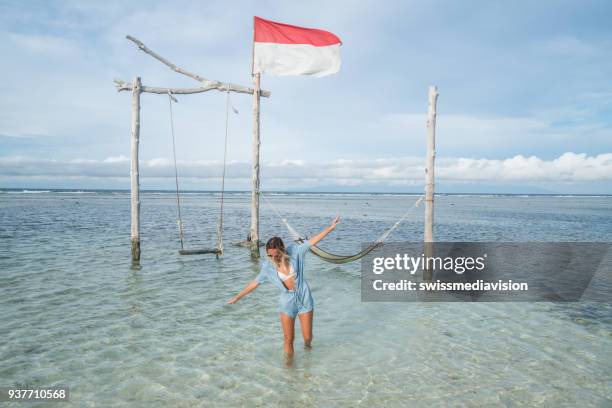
279 312 295 357
298 310 314 348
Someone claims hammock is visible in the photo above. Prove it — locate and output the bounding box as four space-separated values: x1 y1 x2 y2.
297 238 384 264
260 191 423 264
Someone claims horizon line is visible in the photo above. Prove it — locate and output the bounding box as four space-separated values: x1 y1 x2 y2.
1 187 611 197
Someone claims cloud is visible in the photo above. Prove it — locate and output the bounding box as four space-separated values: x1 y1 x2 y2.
0 0 611 194
1 152 610 185
2 31 79 56
438 153 612 182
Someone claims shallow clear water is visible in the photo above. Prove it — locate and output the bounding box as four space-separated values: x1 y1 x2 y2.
1 191 611 407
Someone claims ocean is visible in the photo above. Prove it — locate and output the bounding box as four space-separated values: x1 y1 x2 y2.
1 190 611 407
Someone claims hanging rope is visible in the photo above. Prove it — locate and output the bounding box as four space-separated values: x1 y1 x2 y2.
216 85 232 254
259 191 424 264
259 191 302 241
375 195 424 243
167 92 185 251
165 91 230 256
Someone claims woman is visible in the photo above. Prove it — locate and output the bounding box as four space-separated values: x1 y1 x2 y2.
227 216 341 356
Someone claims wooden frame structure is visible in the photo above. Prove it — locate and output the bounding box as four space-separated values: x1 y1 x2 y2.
115 36 270 263
116 35 438 265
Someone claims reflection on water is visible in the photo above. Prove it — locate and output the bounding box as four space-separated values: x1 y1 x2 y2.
0 191 610 407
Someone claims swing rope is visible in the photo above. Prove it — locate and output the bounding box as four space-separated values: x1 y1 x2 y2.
167 92 185 251
167 91 230 256
216 85 233 255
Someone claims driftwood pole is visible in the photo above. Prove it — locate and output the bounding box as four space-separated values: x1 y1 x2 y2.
424 86 438 242
424 86 438 277
130 76 142 263
124 36 270 97
249 73 261 254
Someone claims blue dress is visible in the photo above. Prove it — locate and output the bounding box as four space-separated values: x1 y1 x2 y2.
255 241 314 318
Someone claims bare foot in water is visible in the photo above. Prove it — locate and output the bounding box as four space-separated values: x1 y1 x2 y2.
284 352 294 367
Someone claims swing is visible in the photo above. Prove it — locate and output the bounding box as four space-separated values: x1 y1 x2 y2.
166 88 235 257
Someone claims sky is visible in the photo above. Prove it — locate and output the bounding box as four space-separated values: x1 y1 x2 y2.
0 0 611 193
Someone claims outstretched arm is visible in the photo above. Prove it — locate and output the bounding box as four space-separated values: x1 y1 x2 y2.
227 280 259 304
307 216 341 247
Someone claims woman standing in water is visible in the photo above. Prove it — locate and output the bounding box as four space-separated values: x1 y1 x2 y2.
227 216 341 356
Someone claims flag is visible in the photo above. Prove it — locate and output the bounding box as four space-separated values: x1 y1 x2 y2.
253 16 342 78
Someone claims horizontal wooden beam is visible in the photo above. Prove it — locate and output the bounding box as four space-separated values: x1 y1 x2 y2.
126 35 270 98
114 78 266 97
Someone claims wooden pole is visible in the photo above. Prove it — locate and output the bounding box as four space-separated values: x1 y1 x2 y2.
424 86 438 242
248 73 261 255
424 86 438 278
130 76 142 263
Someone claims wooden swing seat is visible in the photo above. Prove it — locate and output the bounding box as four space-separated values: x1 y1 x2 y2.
179 248 222 256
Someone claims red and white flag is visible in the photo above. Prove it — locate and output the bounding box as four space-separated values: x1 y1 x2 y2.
253 16 342 78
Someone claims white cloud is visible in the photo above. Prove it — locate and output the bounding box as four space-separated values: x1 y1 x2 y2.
103 156 129 163
1 153 610 185
2 31 80 57
437 153 612 182
0 0 611 179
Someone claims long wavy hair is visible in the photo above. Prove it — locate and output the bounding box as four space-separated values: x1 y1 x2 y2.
266 236 290 269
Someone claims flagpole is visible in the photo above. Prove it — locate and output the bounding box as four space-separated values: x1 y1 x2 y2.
250 18 255 77
248 19 262 256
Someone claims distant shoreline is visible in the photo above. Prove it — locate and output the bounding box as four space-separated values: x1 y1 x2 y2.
1 188 611 197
